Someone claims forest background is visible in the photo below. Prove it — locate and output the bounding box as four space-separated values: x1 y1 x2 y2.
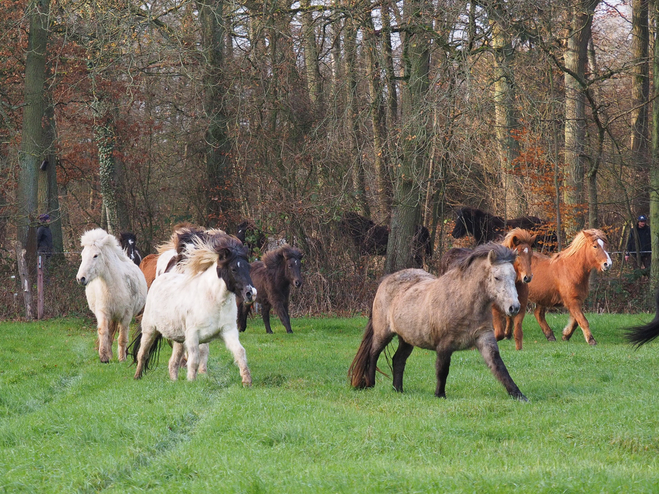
0 0 657 319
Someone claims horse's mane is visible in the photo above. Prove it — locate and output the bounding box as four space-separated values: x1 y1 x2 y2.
501 228 535 249
81 228 128 261
456 242 515 271
551 229 607 262
263 245 303 269
156 223 226 255
180 232 247 276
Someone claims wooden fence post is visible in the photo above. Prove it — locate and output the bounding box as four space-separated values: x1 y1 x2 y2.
37 254 44 320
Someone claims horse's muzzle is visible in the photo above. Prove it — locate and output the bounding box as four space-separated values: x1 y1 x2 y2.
523 274 533 284
77 277 87 286
243 286 257 304
294 280 302 288
507 302 521 317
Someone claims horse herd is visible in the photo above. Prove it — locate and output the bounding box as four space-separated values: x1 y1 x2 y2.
74 210 658 401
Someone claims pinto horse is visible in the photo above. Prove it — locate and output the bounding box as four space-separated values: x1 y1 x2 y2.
237 245 303 334
349 243 527 400
76 228 148 363
118 232 143 266
130 231 256 382
528 229 611 345
439 229 536 351
451 206 555 252
340 212 432 267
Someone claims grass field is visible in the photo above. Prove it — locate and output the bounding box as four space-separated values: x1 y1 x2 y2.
1 312 659 493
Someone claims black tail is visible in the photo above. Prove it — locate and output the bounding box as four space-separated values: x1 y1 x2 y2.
627 288 659 348
348 317 375 388
128 325 164 374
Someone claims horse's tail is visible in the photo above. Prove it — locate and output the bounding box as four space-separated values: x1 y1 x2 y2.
128 320 163 373
627 317 659 348
348 316 375 389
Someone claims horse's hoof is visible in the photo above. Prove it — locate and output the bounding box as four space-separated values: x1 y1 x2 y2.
286 330 293 334
588 337 597 346
546 334 556 342
562 334 572 341
516 394 529 402
100 358 110 364
266 330 273 334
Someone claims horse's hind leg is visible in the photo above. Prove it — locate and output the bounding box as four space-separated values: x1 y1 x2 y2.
117 320 130 362
392 337 414 393
276 302 293 333
134 327 159 379
534 306 556 341
198 343 210 374
169 342 185 380
262 304 274 334
475 333 527 401
563 304 596 345
221 328 252 386
184 337 201 381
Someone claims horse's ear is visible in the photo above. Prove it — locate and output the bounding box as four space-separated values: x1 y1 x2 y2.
488 249 497 264
217 248 231 264
530 234 538 246
510 234 520 247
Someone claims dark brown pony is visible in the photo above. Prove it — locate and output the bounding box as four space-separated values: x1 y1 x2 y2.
451 206 555 252
349 243 526 400
528 229 611 345
237 245 303 334
439 229 536 350
340 211 432 267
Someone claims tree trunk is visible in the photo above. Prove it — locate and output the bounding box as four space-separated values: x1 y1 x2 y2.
16 0 50 319
563 0 599 233
198 0 234 225
41 93 63 252
631 0 650 165
651 0 659 289
301 0 322 113
385 0 431 273
490 8 524 217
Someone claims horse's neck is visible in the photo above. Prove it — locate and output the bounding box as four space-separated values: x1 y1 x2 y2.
198 266 230 302
98 254 124 286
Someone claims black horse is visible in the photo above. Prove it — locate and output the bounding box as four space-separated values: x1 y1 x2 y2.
118 232 143 266
237 245 303 334
627 288 659 348
451 206 556 251
340 212 432 267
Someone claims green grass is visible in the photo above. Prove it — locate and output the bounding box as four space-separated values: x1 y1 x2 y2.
1 312 659 493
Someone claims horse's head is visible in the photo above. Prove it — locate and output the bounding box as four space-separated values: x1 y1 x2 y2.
503 228 536 284
584 229 612 272
216 244 257 304
484 245 520 317
283 246 304 289
77 229 118 286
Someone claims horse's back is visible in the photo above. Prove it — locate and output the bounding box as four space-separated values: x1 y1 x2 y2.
528 253 564 306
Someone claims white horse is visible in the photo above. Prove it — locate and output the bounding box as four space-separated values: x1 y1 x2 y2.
76 228 148 362
132 231 256 382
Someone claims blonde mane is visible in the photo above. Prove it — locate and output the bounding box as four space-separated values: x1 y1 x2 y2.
501 228 535 249
80 228 129 262
156 224 226 255
178 232 243 277
551 229 607 262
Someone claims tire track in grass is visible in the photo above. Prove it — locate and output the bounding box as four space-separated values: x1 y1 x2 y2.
76 410 202 493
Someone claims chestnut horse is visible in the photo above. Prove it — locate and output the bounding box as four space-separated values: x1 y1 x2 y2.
139 253 158 288
349 243 527 400
237 245 303 334
439 229 536 350
528 229 611 346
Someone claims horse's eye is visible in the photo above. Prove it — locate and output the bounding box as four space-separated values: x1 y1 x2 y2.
494 276 501 281
93 254 98 259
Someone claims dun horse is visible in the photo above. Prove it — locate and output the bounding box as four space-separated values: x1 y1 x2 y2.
237 245 303 334
349 243 527 400
131 231 256 382
440 229 536 350
528 229 611 345
76 228 147 362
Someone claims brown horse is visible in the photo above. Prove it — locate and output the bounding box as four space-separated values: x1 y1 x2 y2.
237 245 303 334
492 229 536 350
528 229 611 345
349 243 527 401
139 253 158 288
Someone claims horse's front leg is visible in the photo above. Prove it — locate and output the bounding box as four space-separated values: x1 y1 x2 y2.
221 327 252 386
475 332 527 401
434 348 452 399
237 299 249 332
563 303 596 345
198 343 210 374
97 315 113 363
492 306 506 341
169 342 185 380
533 305 556 341
392 337 414 393
512 311 525 351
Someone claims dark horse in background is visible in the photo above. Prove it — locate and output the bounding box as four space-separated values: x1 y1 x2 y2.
236 220 267 257
118 232 143 266
237 245 304 334
627 288 659 348
341 212 432 267
451 206 556 252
